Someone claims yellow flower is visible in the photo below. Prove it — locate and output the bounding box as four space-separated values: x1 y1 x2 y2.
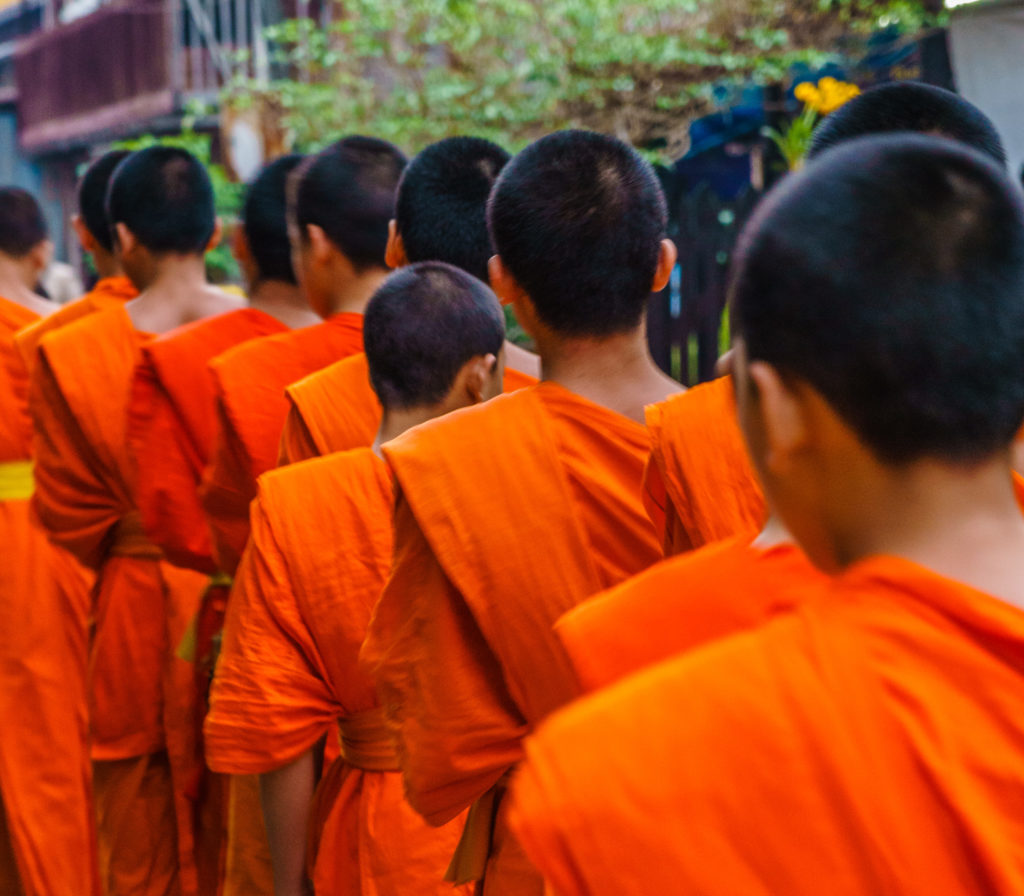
795 77 860 115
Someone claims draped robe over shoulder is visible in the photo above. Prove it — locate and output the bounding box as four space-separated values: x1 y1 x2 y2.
278 352 537 465
200 313 365 575
207 448 467 895
512 553 1024 896
129 308 288 574
362 382 661 895
31 305 209 896
0 297 100 896
645 376 766 554
558 538 823 692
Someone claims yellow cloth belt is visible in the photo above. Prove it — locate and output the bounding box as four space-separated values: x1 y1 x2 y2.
0 460 34 501
444 770 512 885
337 707 400 772
109 511 164 560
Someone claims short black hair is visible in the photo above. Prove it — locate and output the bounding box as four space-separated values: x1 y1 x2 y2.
243 154 304 285
364 261 505 410
107 146 216 253
487 129 667 337
395 137 510 282
809 82 1007 166
0 187 47 257
730 134 1024 465
290 136 408 270
78 150 131 253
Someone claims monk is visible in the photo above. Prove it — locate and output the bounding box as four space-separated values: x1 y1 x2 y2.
13 150 138 368
208 262 505 896
361 130 680 895
126 154 318 896
200 136 407 575
0 188 100 896
645 81 1010 555
511 135 1024 895
278 135 537 465
31 146 241 896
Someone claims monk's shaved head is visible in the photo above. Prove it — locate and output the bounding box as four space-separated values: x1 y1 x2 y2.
395 136 510 282
488 129 667 337
809 82 1006 166
364 262 505 410
290 136 407 270
78 150 131 252
107 146 216 253
731 134 1024 465
243 154 304 285
0 187 47 258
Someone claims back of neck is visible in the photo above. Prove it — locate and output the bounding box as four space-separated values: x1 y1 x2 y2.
126 257 242 334
248 280 320 330
324 268 389 317
538 326 683 424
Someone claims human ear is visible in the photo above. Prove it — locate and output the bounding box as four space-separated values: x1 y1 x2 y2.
29 240 53 276
307 224 332 265
385 221 407 270
462 354 499 404
231 224 250 265
489 256 539 340
747 361 810 478
206 218 223 253
114 223 135 256
71 215 98 256
650 239 677 293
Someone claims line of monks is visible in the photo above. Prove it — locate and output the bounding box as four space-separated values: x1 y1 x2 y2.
2 78 1024 896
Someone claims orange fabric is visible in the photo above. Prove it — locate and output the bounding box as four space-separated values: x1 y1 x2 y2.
200 313 365 574
0 297 100 896
512 555 1024 896
278 351 538 465
278 353 381 464
362 382 662 894
645 375 766 554
558 537 823 693
207 448 467 895
31 305 209 896
129 308 288 573
13 276 137 373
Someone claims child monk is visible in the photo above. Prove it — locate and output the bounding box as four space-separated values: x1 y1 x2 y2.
647 81 1009 555
207 261 505 896
0 188 100 896
31 146 240 896
126 153 318 895
511 134 1024 895
361 130 680 895
199 136 406 575
13 151 138 367
278 135 537 465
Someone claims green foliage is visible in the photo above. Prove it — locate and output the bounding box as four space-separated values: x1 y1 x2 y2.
226 0 935 160
114 130 243 283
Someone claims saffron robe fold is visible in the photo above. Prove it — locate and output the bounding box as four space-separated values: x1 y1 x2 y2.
13 276 137 373
512 554 1024 896
31 305 209 896
645 375 766 554
278 353 537 465
207 448 467 895
129 308 288 574
362 382 661 894
0 297 100 896
200 313 365 575
558 537 823 693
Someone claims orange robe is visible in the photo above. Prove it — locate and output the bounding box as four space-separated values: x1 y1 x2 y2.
0 297 100 896
128 308 290 896
31 305 208 896
13 275 137 372
557 537 823 693
207 448 468 895
511 554 1024 895
200 313 365 575
278 353 537 465
362 382 662 895
645 375 766 554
